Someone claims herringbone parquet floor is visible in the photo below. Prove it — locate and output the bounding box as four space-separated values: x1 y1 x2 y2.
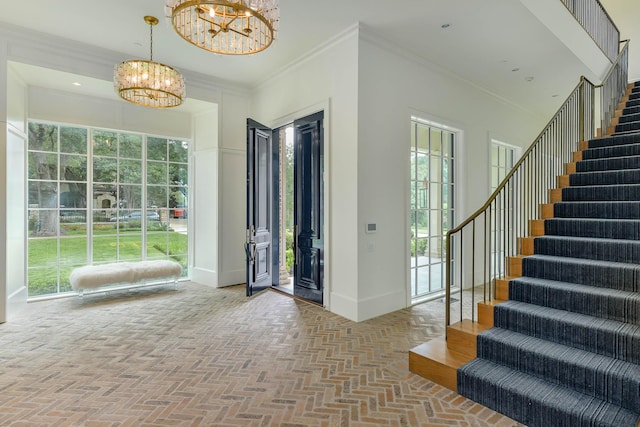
0 283 521 426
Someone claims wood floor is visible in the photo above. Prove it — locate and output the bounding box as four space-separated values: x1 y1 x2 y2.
0 283 521 426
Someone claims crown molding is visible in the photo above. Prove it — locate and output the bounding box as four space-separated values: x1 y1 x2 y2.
254 22 361 90
0 22 251 102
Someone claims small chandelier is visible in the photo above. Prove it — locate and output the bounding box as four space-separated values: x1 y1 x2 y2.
166 0 279 55
114 16 185 108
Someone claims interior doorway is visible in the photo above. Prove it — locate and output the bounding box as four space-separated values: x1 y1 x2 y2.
273 124 295 294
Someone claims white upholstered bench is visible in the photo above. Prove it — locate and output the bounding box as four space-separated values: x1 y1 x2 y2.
69 260 183 295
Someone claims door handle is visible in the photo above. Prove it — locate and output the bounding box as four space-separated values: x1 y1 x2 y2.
245 226 256 264
293 224 298 265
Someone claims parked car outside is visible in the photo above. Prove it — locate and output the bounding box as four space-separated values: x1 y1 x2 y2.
109 211 160 222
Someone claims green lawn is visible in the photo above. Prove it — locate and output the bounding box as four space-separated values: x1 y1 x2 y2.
28 224 188 296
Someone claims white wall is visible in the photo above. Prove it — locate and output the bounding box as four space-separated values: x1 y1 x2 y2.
355 33 546 320
5 65 27 319
0 40 7 323
250 25 546 321
28 87 192 138
218 92 251 286
250 26 360 319
191 106 220 286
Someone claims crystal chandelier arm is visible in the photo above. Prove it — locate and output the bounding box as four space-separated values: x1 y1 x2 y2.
198 15 243 33
168 0 279 55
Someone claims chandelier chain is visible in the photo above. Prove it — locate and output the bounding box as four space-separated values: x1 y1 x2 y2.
149 21 153 61
113 15 185 108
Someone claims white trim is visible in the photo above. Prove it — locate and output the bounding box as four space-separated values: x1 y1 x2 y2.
255 24 360 90
265 99 332 311
0 22 249 102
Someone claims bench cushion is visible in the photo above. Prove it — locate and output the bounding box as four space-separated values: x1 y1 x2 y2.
70 260 182 291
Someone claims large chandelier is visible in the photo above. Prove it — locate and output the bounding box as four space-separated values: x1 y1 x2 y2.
166 0 279 55
114 16 185 108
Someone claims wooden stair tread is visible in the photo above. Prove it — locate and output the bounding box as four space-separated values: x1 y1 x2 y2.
477 299 505 326
448 318 491 333
478 299 505 307
409 337 473 391
410 337 472 367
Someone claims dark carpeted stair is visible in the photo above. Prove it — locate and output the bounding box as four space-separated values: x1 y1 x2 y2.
554 201 640 219
521 255 640 291
457 81 640 427
458 359 640 427
476 328 640 411
509 277 640 324
544 218 640 239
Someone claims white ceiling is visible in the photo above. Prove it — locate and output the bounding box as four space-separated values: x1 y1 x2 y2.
1 0 637 117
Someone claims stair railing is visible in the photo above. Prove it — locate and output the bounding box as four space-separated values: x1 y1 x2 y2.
444 40 630 331
600 40 630 134
560 0 620 62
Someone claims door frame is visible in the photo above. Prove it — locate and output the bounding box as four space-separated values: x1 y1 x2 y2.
265 100 331 309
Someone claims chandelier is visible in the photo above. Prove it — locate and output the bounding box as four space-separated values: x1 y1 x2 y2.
166 0 279 55
114 16 185 108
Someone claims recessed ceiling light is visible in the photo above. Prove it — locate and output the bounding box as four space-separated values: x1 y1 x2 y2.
525 76 534 82
512 68 520 72
552 94 559 98
72 82 81 86
441 23 451 29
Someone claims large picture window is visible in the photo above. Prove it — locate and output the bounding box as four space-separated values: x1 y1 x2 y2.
27 121 189 298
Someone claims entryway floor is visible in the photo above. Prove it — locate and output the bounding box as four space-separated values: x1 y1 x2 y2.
0 282 521 426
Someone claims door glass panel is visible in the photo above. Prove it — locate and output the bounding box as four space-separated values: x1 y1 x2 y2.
410 118 455 301
257 136 269 230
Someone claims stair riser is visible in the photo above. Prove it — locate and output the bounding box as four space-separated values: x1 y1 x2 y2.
494 304 640 364
619 114 640 124
623 98 640 109
570 170 640 186
554 202 640 219
584 145 640 160
562 185 640 201
544 220 640 241
458 359 640 427
509 279 640 324
577 158 640 172
476 331 640 411
615 122 640 133
521 257 639 292
587 133 640 148
534 237 640 264
622 106 640 116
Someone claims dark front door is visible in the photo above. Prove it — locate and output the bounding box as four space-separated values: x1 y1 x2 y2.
246 119 274 296
293 112 324 304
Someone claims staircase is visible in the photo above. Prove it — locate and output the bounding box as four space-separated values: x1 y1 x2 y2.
411 82 640 427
